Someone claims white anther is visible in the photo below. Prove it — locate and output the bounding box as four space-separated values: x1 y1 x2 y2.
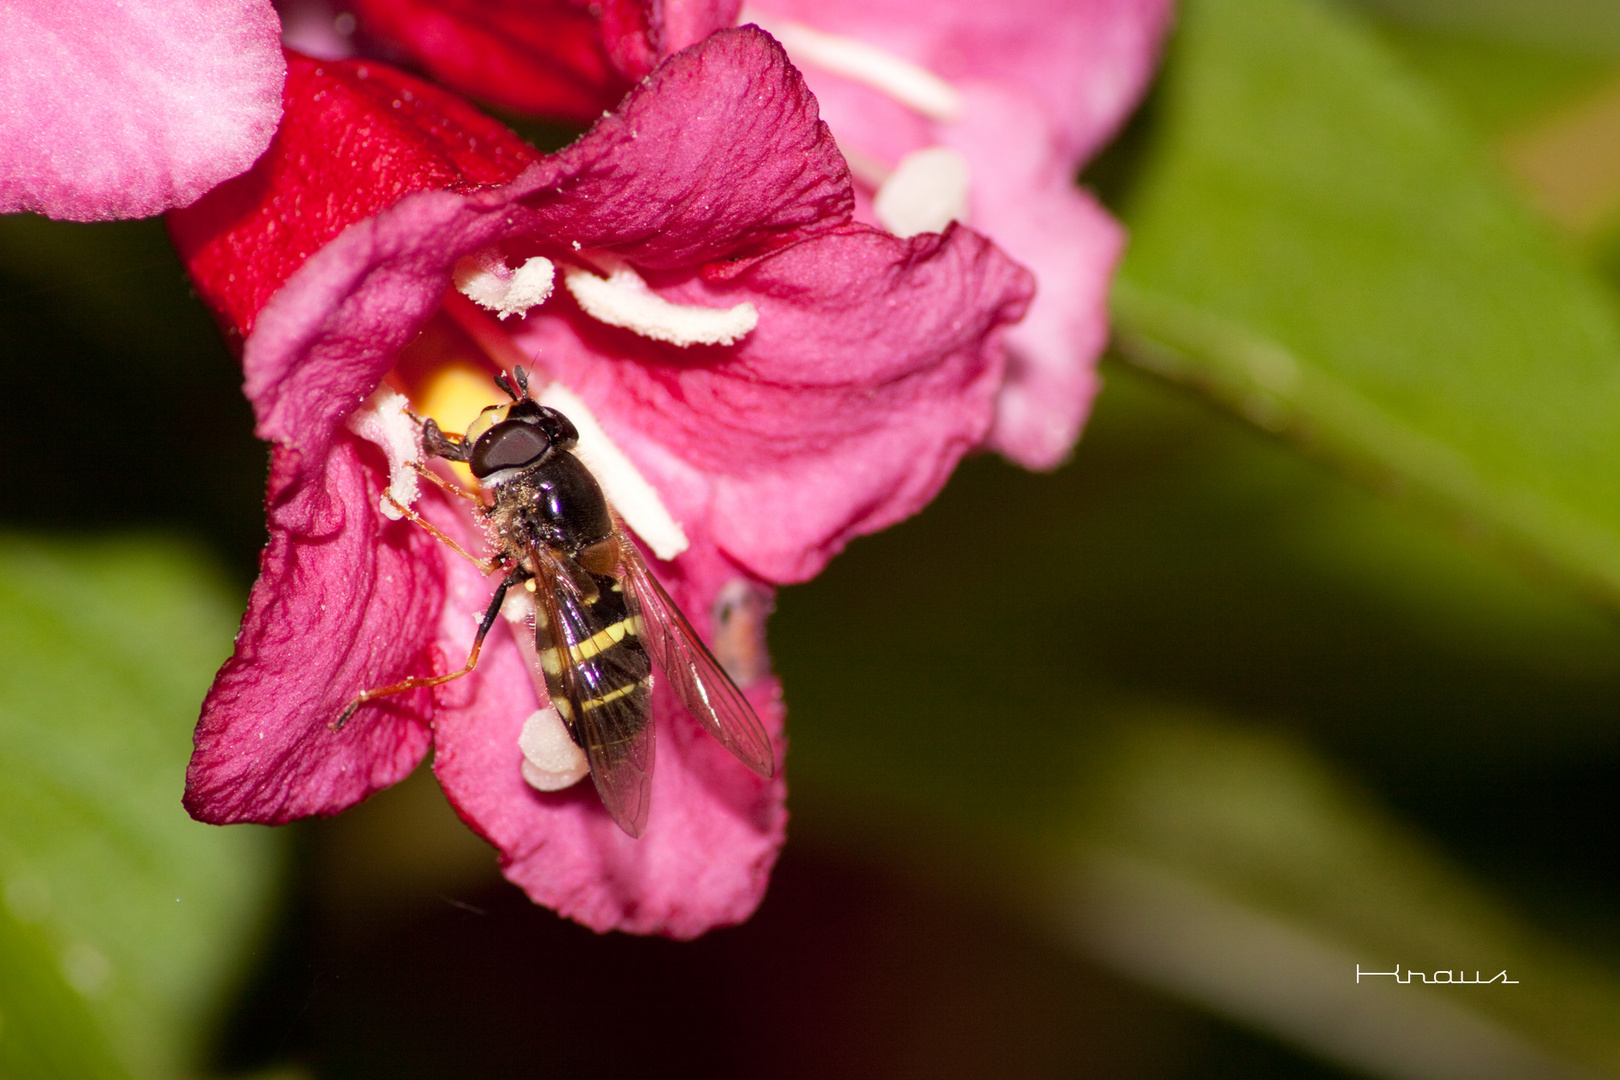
874 147 970 238
563 260 757 347
743 9 961 123
345 387 420 520
518 707 589 791
537 382 690 560
453 251 555 320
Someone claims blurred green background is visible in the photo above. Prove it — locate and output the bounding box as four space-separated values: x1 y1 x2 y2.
5 0 1620 1076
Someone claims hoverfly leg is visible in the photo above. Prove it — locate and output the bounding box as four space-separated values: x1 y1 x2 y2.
408 459 484 506
333 568 528 729
381 493 501 574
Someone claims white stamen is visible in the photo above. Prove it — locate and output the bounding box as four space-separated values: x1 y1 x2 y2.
874 147 970 238
518 707 589 791
453 251 555 320
345 387 420 520
743 9 961 123
563 260 758 347
537 382 690 560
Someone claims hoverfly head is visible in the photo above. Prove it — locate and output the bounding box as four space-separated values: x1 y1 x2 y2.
467 369 580 481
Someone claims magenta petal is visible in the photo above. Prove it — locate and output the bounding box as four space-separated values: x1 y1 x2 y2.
433 538 786 938
0 0 285 221
185 437 441 824
523 26 853 266
228 27 992 585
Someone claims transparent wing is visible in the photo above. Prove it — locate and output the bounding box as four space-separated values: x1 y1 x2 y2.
616 537 774 779
530 544 655 837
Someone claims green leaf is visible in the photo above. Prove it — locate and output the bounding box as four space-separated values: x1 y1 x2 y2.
1350 0 1620 62
0 533 279 1080
1366 21 1614 137
1108 0 1620 610
0 903 129 1080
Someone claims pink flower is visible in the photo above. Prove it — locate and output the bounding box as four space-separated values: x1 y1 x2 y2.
172 29 1033 936
342 0 1171 467
1 0 286 220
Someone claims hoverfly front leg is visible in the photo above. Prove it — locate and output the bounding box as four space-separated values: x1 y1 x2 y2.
408 460 485 507
390 413 494 567
381 492 499 573
333 567 529 729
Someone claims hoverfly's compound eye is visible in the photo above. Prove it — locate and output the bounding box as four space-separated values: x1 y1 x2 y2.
470 420 553 478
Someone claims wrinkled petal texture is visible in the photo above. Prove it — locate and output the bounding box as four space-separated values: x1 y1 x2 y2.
185 438 441 823
750 0 1170 467
0 0 285 220
175 30 1029 932
348 0 740 119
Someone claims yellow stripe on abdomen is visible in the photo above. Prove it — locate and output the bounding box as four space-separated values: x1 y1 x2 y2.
567 615 643 663
581 680 645 712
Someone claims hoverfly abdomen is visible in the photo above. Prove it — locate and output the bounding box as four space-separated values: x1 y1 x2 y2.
535 567 653 758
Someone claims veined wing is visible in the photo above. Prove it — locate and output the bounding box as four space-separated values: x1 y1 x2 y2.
530 543 656 837
616 536 774 779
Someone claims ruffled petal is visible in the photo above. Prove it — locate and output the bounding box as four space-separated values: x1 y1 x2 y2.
520 26 852 266
184 437 441 824
170 33 845 342
0 0 285 221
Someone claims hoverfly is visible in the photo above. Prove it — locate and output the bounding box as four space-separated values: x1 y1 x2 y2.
336 368 774 836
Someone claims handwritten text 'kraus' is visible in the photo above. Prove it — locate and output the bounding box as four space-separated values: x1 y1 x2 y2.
1356 965 1518 985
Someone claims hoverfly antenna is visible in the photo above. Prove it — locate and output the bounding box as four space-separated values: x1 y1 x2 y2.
493 366 532 402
